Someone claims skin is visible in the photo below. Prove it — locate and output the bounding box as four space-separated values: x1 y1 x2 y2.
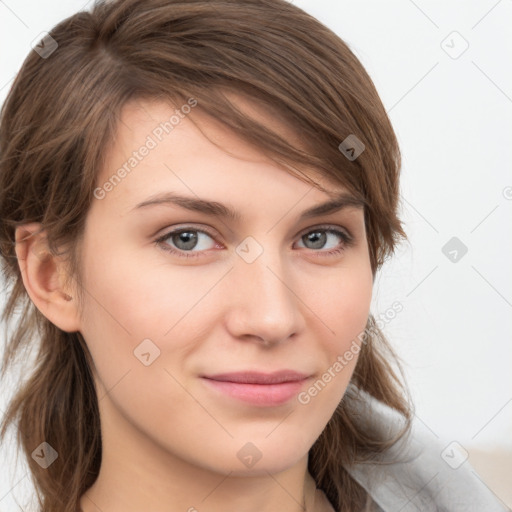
15 95 373 512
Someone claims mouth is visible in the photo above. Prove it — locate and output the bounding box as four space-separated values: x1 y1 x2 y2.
200 370 311 406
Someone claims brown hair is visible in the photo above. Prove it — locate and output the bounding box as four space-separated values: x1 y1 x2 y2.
0 1 412 511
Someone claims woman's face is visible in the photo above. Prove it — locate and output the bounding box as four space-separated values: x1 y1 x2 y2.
75 96 373 477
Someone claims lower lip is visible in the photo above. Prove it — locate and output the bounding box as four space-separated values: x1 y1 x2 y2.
201 378 307 406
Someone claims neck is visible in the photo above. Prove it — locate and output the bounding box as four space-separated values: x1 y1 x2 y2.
79 397 319 512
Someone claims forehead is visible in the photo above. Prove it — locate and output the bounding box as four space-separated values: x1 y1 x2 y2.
107 90 334 169
95 96 354 215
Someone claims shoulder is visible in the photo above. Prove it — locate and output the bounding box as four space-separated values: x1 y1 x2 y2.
342 389 510 512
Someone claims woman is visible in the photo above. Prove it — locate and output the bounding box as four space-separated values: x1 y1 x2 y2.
0 1 508 511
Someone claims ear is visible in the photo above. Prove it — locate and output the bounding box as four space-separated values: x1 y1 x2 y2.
14 223 81 333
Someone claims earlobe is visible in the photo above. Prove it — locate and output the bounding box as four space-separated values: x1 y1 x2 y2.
14 223 81 333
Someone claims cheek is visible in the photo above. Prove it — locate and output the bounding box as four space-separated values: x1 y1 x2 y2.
80 238 221 340
314 260 373 353
293 258 372 409
77 245 225 442
77 252 248 437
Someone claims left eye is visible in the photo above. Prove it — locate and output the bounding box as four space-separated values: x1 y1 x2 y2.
155 226 352 259
296 228 350 251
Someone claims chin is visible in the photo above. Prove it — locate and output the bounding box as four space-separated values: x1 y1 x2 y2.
218 434 312 476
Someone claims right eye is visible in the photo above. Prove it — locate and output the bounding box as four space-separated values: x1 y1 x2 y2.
155 226 221 259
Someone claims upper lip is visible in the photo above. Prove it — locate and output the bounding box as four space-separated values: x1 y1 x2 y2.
202 370 310 384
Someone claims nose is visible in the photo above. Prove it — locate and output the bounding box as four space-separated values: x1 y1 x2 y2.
223 248 306 346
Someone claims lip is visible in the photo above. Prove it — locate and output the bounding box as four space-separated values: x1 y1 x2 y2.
201 370 311 406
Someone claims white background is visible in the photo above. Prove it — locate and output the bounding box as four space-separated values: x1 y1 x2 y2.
1 0 511 510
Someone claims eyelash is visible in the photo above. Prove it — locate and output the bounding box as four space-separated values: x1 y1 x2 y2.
154 224 355 260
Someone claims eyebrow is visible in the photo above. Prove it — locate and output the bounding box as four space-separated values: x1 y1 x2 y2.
131 191 365 222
